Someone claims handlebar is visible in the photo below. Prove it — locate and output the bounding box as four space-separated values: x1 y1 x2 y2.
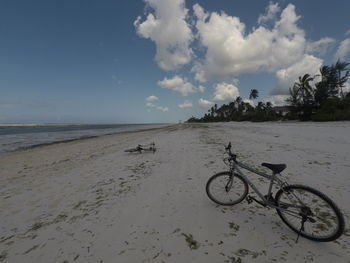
225 142 237 161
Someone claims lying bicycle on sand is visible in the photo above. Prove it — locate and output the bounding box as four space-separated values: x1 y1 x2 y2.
124 142 156 154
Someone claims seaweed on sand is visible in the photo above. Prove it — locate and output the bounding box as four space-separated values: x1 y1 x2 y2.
181 233 200 250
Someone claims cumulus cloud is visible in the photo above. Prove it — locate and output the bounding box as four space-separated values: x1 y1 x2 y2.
272 55 323 95
146 102 155 107
198 98 214 108
134 0 193 70
343 81 350 93
178 100 193 108
243 99 254 106
334 38 350 60
258 1 280 24
213 82 240 101
146 95 159 102
158 75 200 96
157 106 169 112
264 95 289 106
198 85 206 93
193 3 312 82
146 102 169 112
306 37 335 56
137 1 334 104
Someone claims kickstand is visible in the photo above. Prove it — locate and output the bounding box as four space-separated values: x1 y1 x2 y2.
295 216 307 243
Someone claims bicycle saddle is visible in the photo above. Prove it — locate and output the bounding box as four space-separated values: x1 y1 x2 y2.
261 163 286 174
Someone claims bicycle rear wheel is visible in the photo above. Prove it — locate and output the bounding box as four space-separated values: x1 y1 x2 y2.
275 184 344 242
206 172 248 206
124 148 141 153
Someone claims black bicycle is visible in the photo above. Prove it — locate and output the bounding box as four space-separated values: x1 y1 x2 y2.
124 142 156 154
206 142 345 242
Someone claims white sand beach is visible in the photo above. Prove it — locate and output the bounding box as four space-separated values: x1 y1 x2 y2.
1 122 349 263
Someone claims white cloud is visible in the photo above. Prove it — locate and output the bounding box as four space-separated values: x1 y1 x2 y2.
334 38 350 60
134 0 193 70
264 95 289 106
178 100 193 108
198 85 206 93
193 3 311 82
306 37 335 56
213 82 240 101
146 102 169 112
158 75 198 96
345 29 350 35
243 99 254 106
258 1 280 24
146 95 159 102
272 55 323 95
157 106 169 112
198 98 214 108
343 81 350 93
146 102 155 107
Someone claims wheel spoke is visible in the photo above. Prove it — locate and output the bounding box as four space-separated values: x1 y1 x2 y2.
206 173 248 206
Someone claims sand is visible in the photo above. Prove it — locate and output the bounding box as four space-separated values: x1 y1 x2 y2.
0 122 349 263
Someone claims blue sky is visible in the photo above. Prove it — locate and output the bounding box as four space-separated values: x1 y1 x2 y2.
0 0 349 123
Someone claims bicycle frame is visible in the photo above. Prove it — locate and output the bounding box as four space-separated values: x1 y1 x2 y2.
231 161 287 208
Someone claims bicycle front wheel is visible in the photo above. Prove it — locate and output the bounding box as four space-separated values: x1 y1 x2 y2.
206 172 248 206
275 184 345 242
124 148 141 153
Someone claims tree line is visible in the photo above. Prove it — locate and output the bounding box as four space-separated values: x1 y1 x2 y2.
187 60 350 122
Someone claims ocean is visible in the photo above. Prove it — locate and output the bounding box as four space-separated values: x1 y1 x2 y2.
0 123 169 154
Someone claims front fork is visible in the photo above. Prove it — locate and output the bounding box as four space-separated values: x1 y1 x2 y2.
225 171 235 192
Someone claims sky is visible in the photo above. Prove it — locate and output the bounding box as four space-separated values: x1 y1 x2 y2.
0 0 350 124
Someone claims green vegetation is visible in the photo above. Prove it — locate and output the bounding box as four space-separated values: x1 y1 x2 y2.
0 251 7 262
181 233 200 250
188 60 350 122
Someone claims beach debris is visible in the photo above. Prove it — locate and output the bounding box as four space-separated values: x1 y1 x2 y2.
172 228 181 234
234 248 263 259
0 235 15 244
0 251 7 262
226 257 242 263
23 244 39 255
228 222 240 232
181 233 200 250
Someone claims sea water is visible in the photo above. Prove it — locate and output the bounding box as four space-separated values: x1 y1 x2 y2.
0 123 169 154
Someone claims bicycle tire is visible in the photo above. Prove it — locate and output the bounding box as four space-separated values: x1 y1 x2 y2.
275 184 345 242
124 148 141 153
206 172 249 206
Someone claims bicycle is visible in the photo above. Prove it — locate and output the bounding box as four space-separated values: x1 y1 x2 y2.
124 142 156 154
206 142 345 242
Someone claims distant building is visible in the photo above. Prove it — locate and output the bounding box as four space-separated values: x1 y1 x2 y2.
272 106 290 116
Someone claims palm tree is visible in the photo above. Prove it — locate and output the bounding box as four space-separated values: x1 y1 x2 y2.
294 74 315 100
249 89 259 108
235 97 243 114
334 60 350 99
249 89 259 100
293 74 316 119
256 101 265 111
286 84 301 115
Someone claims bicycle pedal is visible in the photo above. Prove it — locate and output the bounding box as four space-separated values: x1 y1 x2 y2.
246 195 253 204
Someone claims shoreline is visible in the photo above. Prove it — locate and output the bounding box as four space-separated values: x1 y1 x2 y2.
0 124 176 156
0 122 172 127
0 124 175 155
